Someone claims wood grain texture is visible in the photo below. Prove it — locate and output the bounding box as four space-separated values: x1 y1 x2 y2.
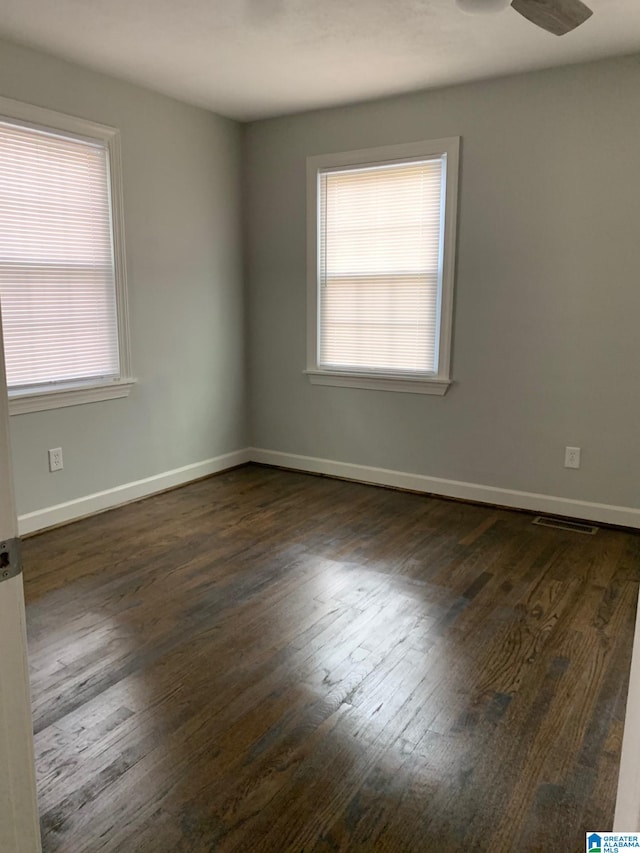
22 464 640 852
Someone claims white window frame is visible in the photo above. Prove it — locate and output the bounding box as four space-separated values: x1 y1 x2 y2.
305 138 459 395
0 96 134 416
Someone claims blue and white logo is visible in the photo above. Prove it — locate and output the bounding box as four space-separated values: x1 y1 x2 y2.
586 832 640 852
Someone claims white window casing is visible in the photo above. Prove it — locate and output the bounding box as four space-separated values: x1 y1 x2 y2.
306 138 460 395
0 96 133 415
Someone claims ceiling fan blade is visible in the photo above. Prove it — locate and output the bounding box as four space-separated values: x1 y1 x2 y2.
511 0 593 35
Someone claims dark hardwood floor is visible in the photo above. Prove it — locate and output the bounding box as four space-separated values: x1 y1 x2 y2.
23 464 640 852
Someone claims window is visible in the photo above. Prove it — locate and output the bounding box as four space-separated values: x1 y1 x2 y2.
0 97 132 415
306 138 459 395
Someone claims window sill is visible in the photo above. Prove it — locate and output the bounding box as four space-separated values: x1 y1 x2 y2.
304 370 451 395
8 379 135 415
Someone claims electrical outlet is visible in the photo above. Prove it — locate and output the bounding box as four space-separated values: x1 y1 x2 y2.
564 446 581 469
48 447 63 472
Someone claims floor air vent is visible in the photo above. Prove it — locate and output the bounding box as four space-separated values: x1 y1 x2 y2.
532 516 599 535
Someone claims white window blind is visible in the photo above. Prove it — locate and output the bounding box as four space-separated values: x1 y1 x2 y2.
0 118 120 392
319 158 445 374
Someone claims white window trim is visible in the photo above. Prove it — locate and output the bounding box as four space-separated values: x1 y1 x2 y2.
305 137 460 395
0 95 134 416
8 380 136 415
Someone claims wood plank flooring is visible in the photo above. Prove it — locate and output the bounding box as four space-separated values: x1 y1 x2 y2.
22 464 640 852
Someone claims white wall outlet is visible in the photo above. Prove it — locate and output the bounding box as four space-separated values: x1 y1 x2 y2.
564 446 581 469
48 447 63 472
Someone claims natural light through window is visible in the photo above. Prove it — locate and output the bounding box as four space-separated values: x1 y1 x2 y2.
0 97 132 414
0 122 118 388
307 139 459 395
320 160 442 373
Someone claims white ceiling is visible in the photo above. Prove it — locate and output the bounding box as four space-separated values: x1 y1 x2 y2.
0 0 639 121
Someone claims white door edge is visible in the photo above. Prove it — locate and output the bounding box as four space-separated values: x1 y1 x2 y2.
614 589 640 831
0 576 41 852
0 300 40 852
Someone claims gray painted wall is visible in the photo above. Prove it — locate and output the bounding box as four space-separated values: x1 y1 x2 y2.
2 41 639 519
245 56 640 509
0 39 246 515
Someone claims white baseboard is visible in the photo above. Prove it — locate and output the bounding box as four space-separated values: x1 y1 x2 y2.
249 447 640 530
18 449 251 536
19 445 640 537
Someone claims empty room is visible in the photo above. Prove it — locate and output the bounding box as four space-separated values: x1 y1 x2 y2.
1 1 640 851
